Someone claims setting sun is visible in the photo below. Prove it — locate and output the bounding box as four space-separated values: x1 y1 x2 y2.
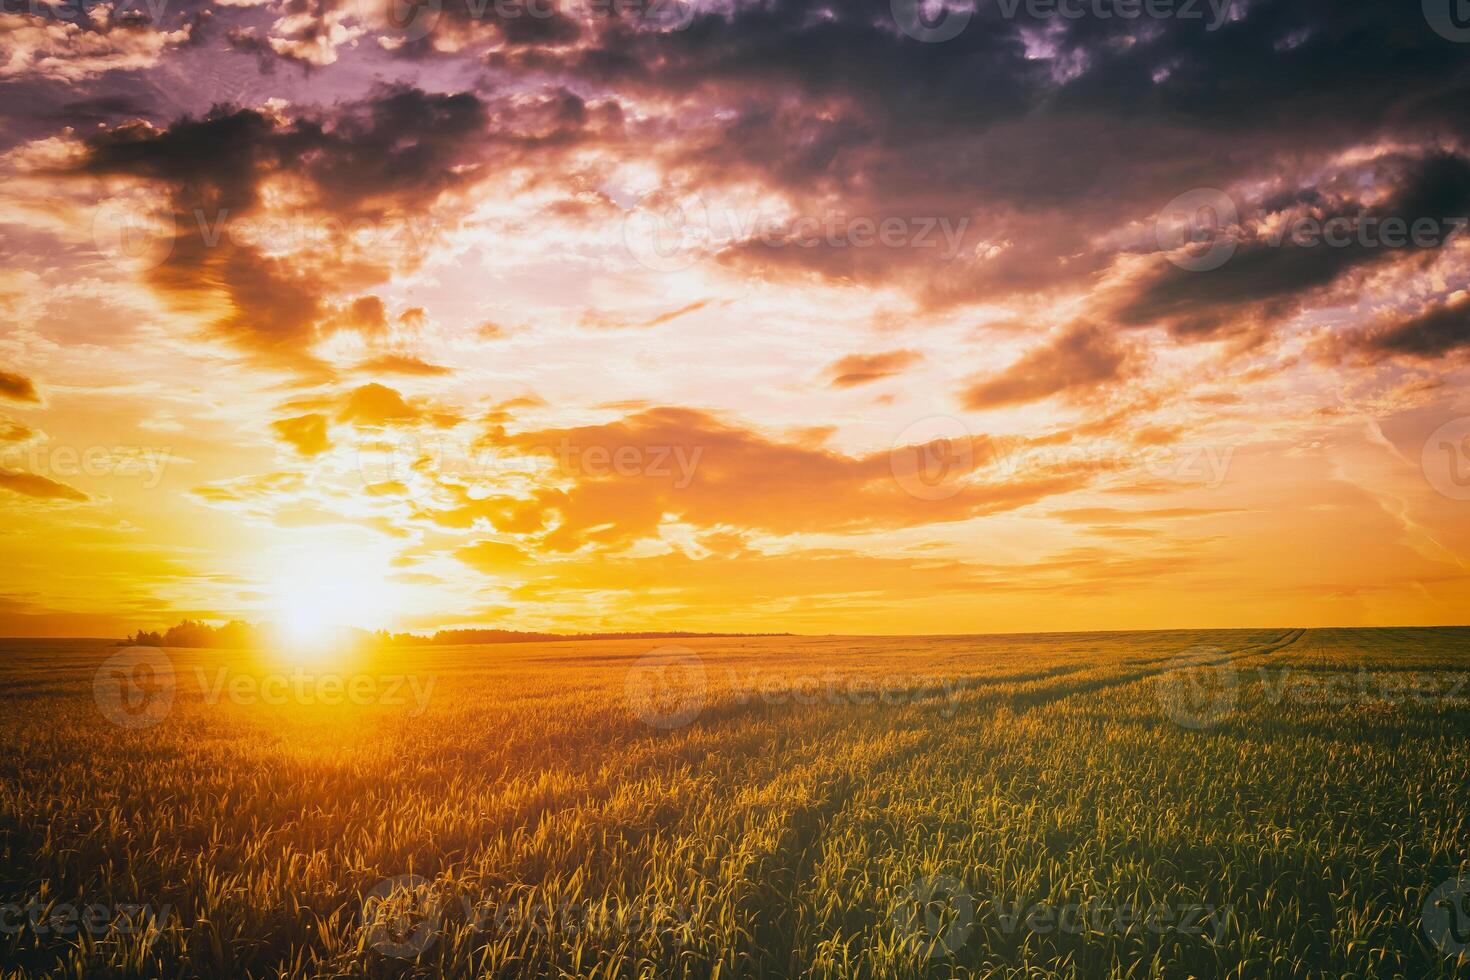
265 546 399 656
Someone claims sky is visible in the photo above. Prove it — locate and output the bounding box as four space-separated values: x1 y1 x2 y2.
2 0 1470 637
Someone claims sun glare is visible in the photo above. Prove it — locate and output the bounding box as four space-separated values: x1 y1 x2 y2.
265 546 399 661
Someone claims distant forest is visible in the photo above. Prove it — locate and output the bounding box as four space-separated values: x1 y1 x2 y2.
123 620 790 648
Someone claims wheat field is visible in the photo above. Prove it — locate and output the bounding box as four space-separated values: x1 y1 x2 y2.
2 628 1469 978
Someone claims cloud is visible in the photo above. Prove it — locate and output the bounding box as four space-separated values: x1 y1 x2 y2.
0 417 34 442
456 539 531 573
1342 292 1470 361
963 324 1132 409
354 354 452 376
1109 151 1470 339
337 383 426 427
474 405 1091 551
0 370 39 402
190 471 305 504
645 299 713 329
0 10 192 81
1051 507 1245 523
271 413 332 456
0 468 88 502
60 86 490 371
322 296 391 339
825 349 922 388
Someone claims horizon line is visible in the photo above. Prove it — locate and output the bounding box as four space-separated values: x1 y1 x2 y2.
7 622 1470 644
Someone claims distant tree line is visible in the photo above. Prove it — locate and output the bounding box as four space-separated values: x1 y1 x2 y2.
373 629 793 646
124 620 791 648
125 620 263 648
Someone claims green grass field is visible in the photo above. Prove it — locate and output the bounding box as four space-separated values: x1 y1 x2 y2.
2 628 1469 978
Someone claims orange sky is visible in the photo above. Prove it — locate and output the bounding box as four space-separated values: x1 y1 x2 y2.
2 0 1469 636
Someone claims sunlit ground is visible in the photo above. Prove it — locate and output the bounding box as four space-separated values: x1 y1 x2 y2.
2 629 1468 977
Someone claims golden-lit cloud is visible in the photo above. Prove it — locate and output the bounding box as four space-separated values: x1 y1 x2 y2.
0 468 88 502
0 369 39 402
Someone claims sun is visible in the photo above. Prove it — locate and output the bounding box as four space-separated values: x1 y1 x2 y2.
264 543 401 661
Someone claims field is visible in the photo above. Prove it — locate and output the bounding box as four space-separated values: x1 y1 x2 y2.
2 628 1469 978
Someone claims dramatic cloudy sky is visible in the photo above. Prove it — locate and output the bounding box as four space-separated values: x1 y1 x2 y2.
3 0 1470 636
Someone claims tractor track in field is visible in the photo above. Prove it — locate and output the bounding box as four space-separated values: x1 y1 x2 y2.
743 724 958 976
1001 627 1308 714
